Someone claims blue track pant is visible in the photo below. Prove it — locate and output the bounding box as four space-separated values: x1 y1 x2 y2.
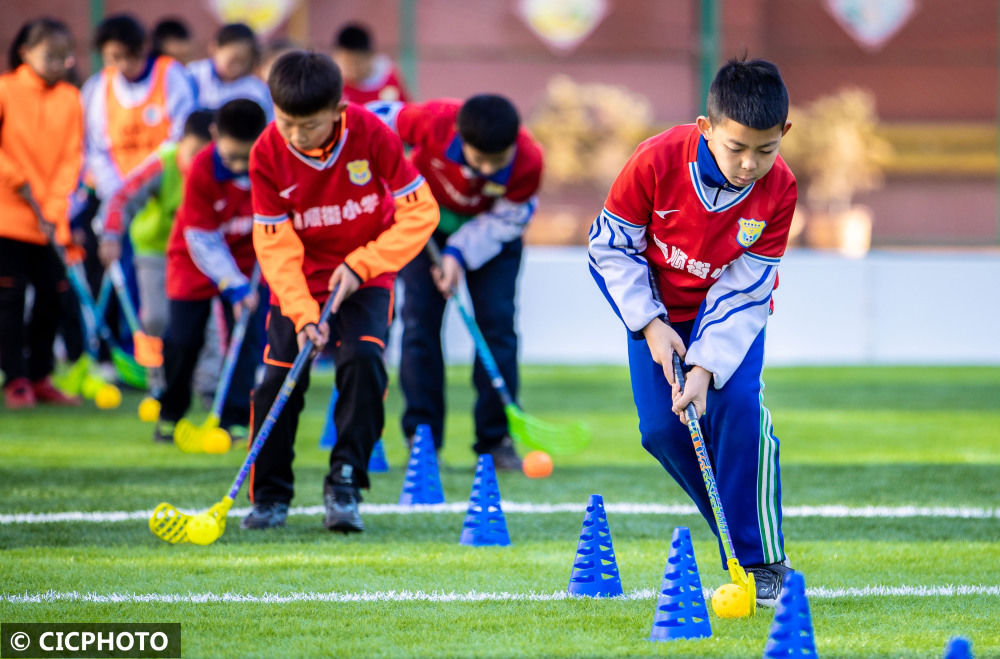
628 320 785 568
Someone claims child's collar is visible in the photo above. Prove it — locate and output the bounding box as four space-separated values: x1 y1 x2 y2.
290 115 344 162
211 145 246 183
697 135 744 192
444 134 516 185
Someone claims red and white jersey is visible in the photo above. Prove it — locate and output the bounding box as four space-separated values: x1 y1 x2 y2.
250 104 431 330
589 124 797 387
369 98 544 269
394 99 542 216
342 55 411 105
166 144 256 301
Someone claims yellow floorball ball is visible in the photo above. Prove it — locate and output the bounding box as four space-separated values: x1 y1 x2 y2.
186 513 219 545
137 397 160 422
712 583 751 618
94 384 122 409
202 428 231 454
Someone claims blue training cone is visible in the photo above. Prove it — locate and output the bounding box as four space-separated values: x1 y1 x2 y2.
460 454 510 546
649 527 712 641
567 494 623 597
318 388 338 449
943 636 973 659
763 572 817 657
398 424 445 505
368 438 389 473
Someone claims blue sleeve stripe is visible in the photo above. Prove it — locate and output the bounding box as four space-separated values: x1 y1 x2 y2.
589 261 629 329
601 207 645 229
746 251 781 265
700 265 773 321
254 213 288 225
393 175 425 198
692 295 772 343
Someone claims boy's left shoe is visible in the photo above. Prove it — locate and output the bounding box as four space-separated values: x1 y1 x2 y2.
31 377 81 406
323 464 364 533
746 559 794 607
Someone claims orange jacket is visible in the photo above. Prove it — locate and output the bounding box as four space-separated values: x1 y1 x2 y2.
0 65 83 246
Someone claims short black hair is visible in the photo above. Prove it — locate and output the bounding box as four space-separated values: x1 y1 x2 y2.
216 23 258 56
94 14 146 56
706 58 788 130
9 17 71 70
215 99 267 142
152 17 189 45
457 94 520 154
182 109 214 141
268 51 342 116
335 23 372 52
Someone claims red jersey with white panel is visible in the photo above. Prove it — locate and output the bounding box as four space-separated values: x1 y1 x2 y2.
368 98 543 270
166 144 256 301
394 99 542 216
588 123 797 386
250 104 432 330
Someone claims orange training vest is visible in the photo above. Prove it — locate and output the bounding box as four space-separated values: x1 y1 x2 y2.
105 56 172 179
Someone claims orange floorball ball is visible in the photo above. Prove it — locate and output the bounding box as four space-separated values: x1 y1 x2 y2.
522 450 553 478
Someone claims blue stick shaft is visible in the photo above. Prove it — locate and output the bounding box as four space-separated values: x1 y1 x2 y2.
424 240 515 408
226 292 335 500
209 264 261 419
108 260 143 334
672 353 738 562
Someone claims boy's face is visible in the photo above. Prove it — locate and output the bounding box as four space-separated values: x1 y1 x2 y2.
21 33 74 85
101 41 146 79
331 48 372 84
213 41 255 81
176 135 210 173
215 134 256 175
460 143 516 178
160 37 193 64
697 116 791 188
274 106 343 153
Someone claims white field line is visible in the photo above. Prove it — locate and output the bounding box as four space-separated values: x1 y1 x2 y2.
3 585 998 605
2 502 999 525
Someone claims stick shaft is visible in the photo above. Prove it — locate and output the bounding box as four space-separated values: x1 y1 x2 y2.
226 292 336 500
209 264 261 419
107 260 143 335
672 353 738 562
424 240 515 407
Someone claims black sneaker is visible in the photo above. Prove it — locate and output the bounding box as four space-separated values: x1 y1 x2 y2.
746 560 794 607
153 421 175 444
486 436 522 471
323 464 364 533
240 501 289 529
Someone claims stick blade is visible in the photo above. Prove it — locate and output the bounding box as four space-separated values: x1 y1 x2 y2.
173 419 204 453
505 406 591 455
149 502 191 544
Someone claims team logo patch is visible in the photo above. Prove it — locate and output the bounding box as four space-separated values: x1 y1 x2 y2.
736 217 766 248
483 182 506 197
347 160 372 186
142 104 163 126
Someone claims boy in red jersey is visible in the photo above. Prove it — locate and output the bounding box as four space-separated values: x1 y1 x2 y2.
244 51 438 532
588 59 797 607
369 95 543 468
332 23 410 105
155 99 268 444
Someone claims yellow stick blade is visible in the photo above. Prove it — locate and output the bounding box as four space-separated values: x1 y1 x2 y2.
173 420 204 453
149 502 191 544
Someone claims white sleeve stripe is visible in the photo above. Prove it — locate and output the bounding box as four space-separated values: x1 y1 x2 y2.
253 213 288 225
601 207 645 229
393 175 425 198
746 251 781 265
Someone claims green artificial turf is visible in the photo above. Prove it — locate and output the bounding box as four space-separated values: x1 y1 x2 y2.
1 365 998 657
